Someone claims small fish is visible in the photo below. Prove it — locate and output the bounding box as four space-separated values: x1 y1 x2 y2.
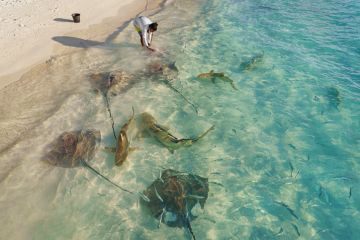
231 207 242 214
332 176 352 181
319 186 323 197
196 70 238 90
154 186 164 202
275 201 299 220
209 181 225 187
187 194 205 199
318 185 330 203
158 207 166 228
275 227 284 236
139 192 150 202
294 170 300 178
317 228 330 234
288 143 296 150
291 223 301 237
289 162 294 177
349 187 352 198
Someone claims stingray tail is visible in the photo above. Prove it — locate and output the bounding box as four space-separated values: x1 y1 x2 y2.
184 214 196 240
103 93 117 141
162 80 198 114
193 125 215 143
230 81 238 90
81 160 134 195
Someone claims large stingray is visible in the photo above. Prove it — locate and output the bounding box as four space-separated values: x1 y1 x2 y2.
89 70 134 97
43 129 133 194
88 70 134 140
141 169 209 240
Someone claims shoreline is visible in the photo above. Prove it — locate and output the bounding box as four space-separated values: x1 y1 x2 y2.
0 0 166 90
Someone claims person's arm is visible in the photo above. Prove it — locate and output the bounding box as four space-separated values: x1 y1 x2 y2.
148 32 153 45
143 31 155 51
140 36 145 47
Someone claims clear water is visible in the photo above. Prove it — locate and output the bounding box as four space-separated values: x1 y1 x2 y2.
1 0 359 239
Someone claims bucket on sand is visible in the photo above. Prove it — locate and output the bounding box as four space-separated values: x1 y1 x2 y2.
72 13 80 23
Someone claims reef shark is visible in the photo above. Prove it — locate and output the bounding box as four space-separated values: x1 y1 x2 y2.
140 112 214 153
196 70 238 90
105 107 136 166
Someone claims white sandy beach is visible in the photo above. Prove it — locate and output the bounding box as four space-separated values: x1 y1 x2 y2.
0 0 164 89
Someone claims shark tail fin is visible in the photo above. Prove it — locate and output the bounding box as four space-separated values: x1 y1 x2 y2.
81 160 134 195
194 125 215 142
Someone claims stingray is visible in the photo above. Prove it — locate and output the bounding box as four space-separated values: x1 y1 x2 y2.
141 169 209 240
43 129 133 194
89 70 134 97
88 70 134 140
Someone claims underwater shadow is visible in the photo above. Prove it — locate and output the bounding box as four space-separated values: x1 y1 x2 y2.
52 36 103 48
53 18 74 23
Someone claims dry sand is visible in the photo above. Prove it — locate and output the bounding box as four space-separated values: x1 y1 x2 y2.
0 0 165 89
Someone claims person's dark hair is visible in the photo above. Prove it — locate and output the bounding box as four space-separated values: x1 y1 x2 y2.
149 22 158 31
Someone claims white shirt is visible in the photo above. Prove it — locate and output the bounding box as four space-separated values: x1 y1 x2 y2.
133 16 153 47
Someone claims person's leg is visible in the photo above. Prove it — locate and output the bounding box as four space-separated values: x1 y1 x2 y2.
139 32 144 47
135 26 144 47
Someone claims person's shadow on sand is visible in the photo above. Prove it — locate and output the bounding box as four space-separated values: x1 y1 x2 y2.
53 18 74 23
52 36 103 48
52 17 136 49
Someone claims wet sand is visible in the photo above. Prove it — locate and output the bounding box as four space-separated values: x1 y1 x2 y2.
0 0 165 89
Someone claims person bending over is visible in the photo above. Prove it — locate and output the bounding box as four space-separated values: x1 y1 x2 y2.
133 16 158 52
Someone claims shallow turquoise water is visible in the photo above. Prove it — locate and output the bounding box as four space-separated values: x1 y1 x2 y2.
0 0 359 239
